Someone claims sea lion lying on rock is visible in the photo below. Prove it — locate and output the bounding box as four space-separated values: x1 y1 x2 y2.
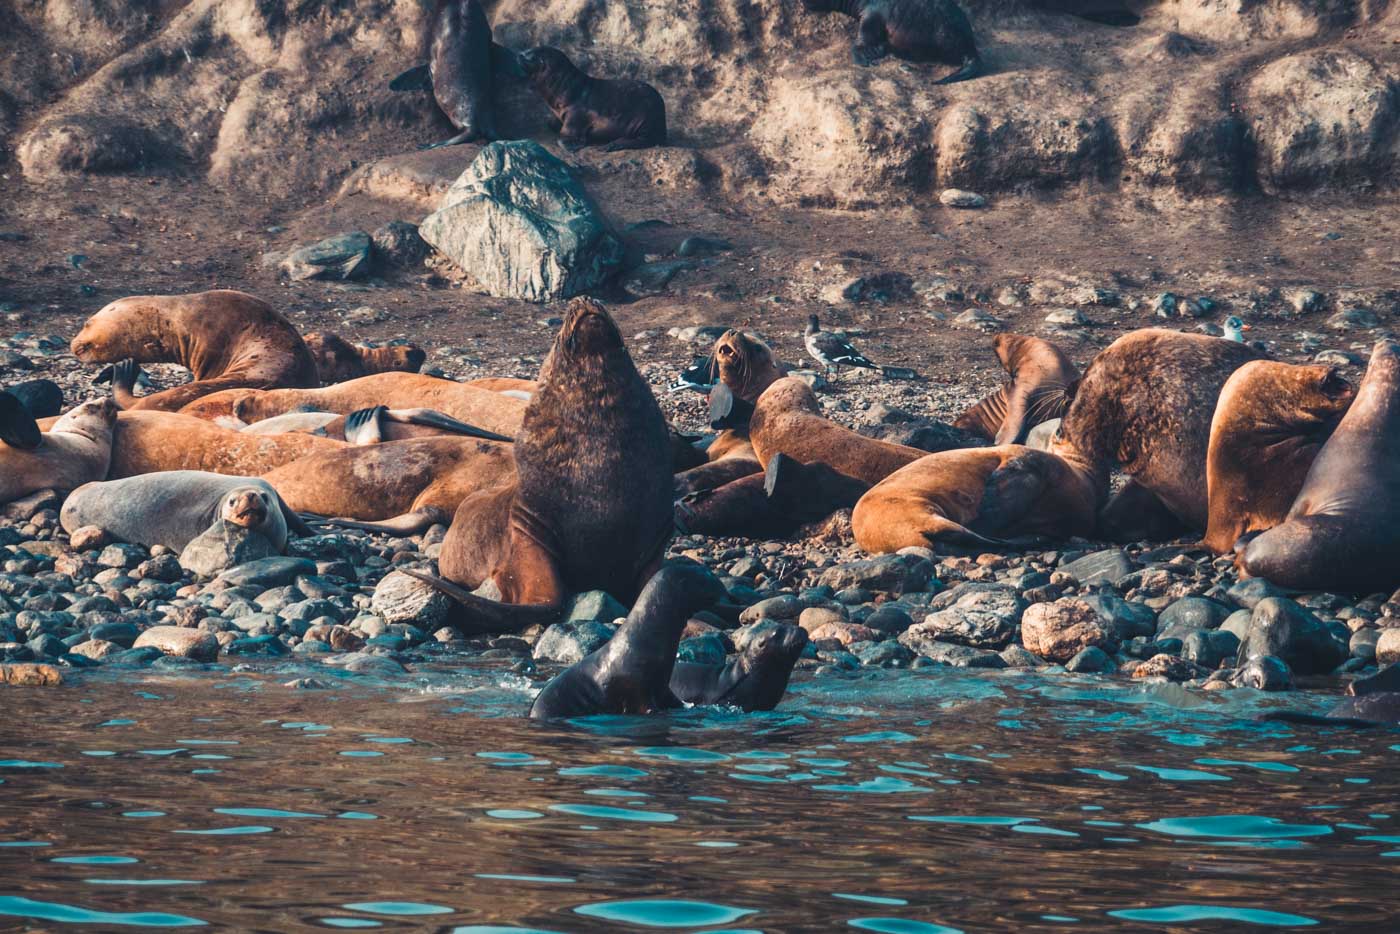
240 406 512 443
69 290 318 411
1240 341 1400 593
852 445 1099 553
178 371 526 438
803 0 982 80
61 471 303 553
1203 361 1354 555
954 334 1079 445
403 299 674 633
304 332 427 383
1 398 117 503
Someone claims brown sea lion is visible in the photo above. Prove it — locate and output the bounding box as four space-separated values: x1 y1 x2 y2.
852 445 1099 554
239 407 512 444
466 377 537 399
715 329 786 402
1052 329 1265 535
1 398 117 503
69 290 318 411
802 0 981 80
518 46 667 152
1203 361 1354 555
304 332 426 383
954 334 1079 445
177 371 527 437
1241 341 1400 592
403 298 674 633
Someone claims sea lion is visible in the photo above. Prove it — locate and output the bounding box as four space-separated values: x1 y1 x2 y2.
239 407 512 444
529 564 726 718
304 332 426 383
4 380 63 419
518 46 667 152
403 298 675 633
715 328 786 402
1052 329 1265 535
1240 341 1400 593
954 334 1079 445
802 0 981 80
69 290 318 411
0 391 43 450
60 471 299 553
675 452 872 538
177 371 527 437
0 398 117 503
1203 361 1354 555
851 445 1099 553
391 0 521 148
466 377 537 399
670 623 809 711
1261 665 1400 727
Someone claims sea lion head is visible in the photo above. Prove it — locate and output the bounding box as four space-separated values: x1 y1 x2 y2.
221 486 273 530
714 329 782 402
726 623 808 710
517 46 576 82
52 397 119 442
557 297 623 359
71 296 175 364
1219 360 1354 436
384 343 427 373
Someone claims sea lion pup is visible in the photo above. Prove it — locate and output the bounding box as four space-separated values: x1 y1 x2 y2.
518 46 667 152
529 564 726 718
1241 341 1400 593
391 0 521 148
240 407 512 444
803 0 981 80
4 380 63 420
178 371 527 438
851 445 1099 553
670 623 809 712
60 472 300 553
69 290 318 412
954 334 1079 445
304 332 426 383
1052 328 1265 535
1203 361 1354 555
403 298 675 633
0 398 117 503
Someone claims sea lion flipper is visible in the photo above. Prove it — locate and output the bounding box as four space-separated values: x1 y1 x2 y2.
275 492 315 538
389 408 514 442
343 406 389 444
708 383 754 430
419 129 476 151
389 63 431 92
326 508 451 536
935 55 982 86
0 391 43 451
109 358 141 409
399 567 563 635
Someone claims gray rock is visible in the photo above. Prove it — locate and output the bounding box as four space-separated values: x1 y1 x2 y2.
1221 608 1253 641
418 140 625 302
533 620 617 664
1349 628 1379 661
1181 629 1239 669
818 554 933 596
340 652 407 676
279 231 372 281
909 584 1025 649
133 625 218 662
939 188 986 209
999 645 1044 668
564 590 628 624
863 606 914 636
1152 293 1179 318
1226 577 1288 609
913 640 1007 668
1375 628 1400 667
371 220 428 268
740 594 805 623
179 523 278 579
677 633 727 666
1327 308 1380 331
624 260 695 297
370 571 451 629
1232 655 1293 691
97 543 146 570
1156 596 1232 641
1080 592 1157 640
1237 597 1348 675
953 308 1003 332
136 554 183 583
1066 645 1113 673
1060 549 1133 586
218 557 317 589
851 639 914 668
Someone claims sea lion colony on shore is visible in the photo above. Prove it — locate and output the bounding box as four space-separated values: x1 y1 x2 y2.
7 284 1400 719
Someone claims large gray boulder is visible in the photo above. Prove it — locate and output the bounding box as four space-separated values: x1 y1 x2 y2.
418 141 625 302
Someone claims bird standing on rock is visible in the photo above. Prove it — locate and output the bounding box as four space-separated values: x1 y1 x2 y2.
1222 316 1247 343
804 314 878 380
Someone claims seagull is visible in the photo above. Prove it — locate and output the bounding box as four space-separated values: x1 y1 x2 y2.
1222 316 1248 342
804 314 877 379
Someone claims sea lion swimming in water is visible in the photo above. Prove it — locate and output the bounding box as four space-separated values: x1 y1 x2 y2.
1203 360 1354 555
402 298 675 633
954 334 1079 446
1241 340 1400 593
69 290 318 412
529 564 725 718
670 623 809 712
304 332 426 383
802 0 982 80
1 398 117 503
518 46 667 152
390 0 522 148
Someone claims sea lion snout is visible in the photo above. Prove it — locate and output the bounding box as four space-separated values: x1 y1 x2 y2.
224 489 270 528
560 298 622 354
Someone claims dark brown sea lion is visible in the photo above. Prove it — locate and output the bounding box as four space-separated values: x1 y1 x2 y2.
518 46 666 152
675 453 870 539
304 332 426 383
390 0 521 148
802 0 981 79
529 564 726 718
1203 360 1354 555
1241 341 1400 593
1052 329 1265 535
852 445 1099 553
1 398 117 503
69 290 318 412
178 371 527 437
954 334 1079 445
670 623 809 712
404 298 675 633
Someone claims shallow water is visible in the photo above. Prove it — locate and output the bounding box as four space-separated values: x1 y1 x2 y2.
2 662 1397 931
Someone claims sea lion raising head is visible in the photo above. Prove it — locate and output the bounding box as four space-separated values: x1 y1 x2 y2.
954 334 1079 445
518 46 667 152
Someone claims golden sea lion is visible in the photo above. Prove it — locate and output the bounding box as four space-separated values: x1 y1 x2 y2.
1 398 118 503
954 334 1079 445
